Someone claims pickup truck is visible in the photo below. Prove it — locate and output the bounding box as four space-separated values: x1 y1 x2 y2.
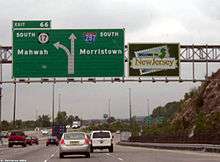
8 130 27 147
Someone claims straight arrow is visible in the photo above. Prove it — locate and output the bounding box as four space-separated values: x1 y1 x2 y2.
69 33 77 56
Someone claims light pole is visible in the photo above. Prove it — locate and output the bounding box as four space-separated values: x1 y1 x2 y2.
108 97 111 119
0 54 2 130
147 98 150 127
52 83 55 126
13 83 17 126
129 88 132 127
58 93 61 112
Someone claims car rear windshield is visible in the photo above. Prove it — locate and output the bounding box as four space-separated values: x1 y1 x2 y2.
49 136 57 139
92 132 110 138
64 133 85 140
11 131 24 136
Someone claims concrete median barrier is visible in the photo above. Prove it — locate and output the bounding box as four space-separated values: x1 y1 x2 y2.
117 142 220 153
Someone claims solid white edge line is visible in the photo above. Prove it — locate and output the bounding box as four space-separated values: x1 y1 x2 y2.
44 148 59 162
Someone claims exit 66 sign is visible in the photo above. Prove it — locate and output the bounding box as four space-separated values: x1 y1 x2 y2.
13 29 124 78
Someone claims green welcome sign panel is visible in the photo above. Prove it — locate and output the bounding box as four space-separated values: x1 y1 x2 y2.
128 43 180 77
13 29 124 77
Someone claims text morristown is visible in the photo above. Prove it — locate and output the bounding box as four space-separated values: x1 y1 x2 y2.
80 49 122 55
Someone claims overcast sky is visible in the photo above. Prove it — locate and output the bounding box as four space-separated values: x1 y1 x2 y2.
0 0 220 121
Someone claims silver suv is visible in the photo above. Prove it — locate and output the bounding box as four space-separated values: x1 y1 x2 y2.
90 130 113 153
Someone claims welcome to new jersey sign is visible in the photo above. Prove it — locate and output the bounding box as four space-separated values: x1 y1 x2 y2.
13 28 124 78
128 43 180 77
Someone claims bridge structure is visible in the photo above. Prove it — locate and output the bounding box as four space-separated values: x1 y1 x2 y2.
0 45 220 83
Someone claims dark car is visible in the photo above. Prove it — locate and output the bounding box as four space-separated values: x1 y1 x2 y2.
26 136 33 145
46 136 59 146
31 136 39 145
8 130 27 147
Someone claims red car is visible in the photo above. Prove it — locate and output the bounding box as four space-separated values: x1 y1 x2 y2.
31 136 39 145
8 130 27 147
26 136 33 145
46 136 59 146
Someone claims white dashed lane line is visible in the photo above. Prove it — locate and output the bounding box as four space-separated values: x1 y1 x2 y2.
105 153 124 161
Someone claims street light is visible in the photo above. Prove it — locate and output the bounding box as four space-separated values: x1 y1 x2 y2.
52 83 55 126
129 88 132 127
147 98 150 128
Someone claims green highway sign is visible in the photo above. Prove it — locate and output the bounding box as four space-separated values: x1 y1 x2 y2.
129 43 180 77
13 29 124 77
12 20 51 29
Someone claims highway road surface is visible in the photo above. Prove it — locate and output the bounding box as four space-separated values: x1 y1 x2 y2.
0 141 220 162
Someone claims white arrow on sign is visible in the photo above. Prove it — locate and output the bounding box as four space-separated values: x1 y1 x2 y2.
53 42 71 56
69 33 77 55
53 33 77 75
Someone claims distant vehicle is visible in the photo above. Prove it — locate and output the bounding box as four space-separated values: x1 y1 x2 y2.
90 130 113 153
66 125 71 129
0 131 9 138
26 136 33 145
72 121 81 129
46 136 59 146
8 130 27 147
120 131 132 142
59 132 90 158
116 130 121 134
52 125 66 139
34 127 40 131
41 129 49 135
31 136 39 145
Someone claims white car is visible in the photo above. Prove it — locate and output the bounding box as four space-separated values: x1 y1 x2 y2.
59 132 90 158
41 129 49 135
90 130 113 153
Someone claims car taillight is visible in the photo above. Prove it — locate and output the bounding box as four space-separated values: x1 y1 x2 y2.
60 138 65 145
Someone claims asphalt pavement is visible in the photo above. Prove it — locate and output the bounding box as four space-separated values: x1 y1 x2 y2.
0 141 220 162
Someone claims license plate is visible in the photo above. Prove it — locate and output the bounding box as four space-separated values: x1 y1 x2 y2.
100 140 104 143
70 141 79 145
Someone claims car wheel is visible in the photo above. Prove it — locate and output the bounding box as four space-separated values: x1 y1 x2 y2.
46 144 48 146
22 143 27 147
59 153 64 158
90 147 94 153
85 153 90 158
8 144 13 147
109 145 113 153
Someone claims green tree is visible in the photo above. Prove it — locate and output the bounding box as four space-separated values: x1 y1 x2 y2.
1 120 11 131
195 112 206 133
15 120 23 129
67 115 75 125
55 111 68 125
107 116 116 123
36 114 51 127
